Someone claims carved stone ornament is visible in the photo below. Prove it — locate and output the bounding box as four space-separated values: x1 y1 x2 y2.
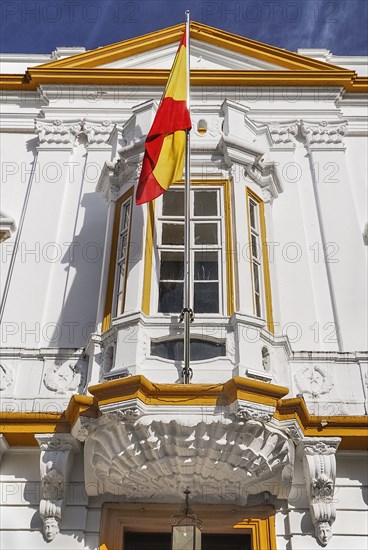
43 362 86 394
84 411 293 503
35 119 82 147
269 123 298 147
302 437 341 546
295 365 334 399
107 407 140 423
0 363 13 391
301 120 347 148
235 403 273 423
35 434 80 542
84 119 116 145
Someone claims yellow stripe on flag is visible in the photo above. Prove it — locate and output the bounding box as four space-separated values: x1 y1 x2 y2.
164 45 187 102
152 131 186 190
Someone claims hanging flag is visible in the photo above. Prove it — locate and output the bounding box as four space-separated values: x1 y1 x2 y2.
135 30 191 205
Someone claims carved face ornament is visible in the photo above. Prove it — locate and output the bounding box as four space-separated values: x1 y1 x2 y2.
43 517 60 541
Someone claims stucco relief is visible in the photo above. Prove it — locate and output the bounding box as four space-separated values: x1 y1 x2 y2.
84 119 116 145
43 361 86 394
295 365 334 399
269 123 298 147
35 119 82 146
35 118 116 148
301 120 347 147
84 411 293 503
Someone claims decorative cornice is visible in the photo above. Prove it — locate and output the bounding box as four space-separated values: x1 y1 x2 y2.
0 378 366 450
302 437 341 546
2 70 366 92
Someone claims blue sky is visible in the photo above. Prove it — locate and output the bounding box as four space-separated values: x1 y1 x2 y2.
0 0 367 55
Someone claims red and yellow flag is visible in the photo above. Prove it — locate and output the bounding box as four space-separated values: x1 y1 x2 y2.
136 31 191 205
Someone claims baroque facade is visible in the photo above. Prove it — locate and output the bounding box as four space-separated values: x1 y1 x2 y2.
0 22 367 550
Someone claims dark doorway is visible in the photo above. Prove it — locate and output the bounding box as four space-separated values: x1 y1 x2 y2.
124 531 251 550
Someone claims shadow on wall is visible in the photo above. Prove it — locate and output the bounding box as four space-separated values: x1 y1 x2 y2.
50 191 107 348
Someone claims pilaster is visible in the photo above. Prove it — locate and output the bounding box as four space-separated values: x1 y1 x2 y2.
301 120 367 350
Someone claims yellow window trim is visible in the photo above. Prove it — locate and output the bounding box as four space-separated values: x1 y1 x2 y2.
99 502 276 550
142 179 235 317
246 187 274 333
141 200 155 315
102 187 134 333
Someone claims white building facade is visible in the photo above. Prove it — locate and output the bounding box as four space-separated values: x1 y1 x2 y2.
0 22 367 550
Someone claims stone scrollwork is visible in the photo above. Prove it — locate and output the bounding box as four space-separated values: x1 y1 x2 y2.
301 120 347 148
84 412 293 503
235 404 273 423
43 362 86 394
35 434 80 542
302 437 341 546
269 123 298 147
84 119 116 145
35 119 82 147
107 407 140 423
35 118 116 148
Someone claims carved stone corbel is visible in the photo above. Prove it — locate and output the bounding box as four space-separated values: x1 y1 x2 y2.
35 434 80 542
302 437 341 546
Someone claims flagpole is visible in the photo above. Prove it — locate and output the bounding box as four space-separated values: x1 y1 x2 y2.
183 10 192 384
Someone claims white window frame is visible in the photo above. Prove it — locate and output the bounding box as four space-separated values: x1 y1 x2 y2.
248 195 266 319
153 185 226 316
112 195 133 318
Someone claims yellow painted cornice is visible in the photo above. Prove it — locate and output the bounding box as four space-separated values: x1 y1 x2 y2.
1 377 367 449
88 374 289 408
2 69 365 92
33 21 343 72
0 394 96 446
1 22 367 92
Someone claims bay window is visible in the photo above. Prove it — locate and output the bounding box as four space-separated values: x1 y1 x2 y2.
157 186 225 315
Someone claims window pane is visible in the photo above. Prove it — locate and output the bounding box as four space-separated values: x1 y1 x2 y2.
162 223 184 245
194 252 218 280
158 282 183 313
122 202 131 229
249 200 257 229
255 293 262 317
151 338 226 360
253 262 260 293
251 233 259 259
194 190 217 216
194 223 218 244
160 252 184 280
162 190 184 216
119 234 128 260
194 282 219 313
